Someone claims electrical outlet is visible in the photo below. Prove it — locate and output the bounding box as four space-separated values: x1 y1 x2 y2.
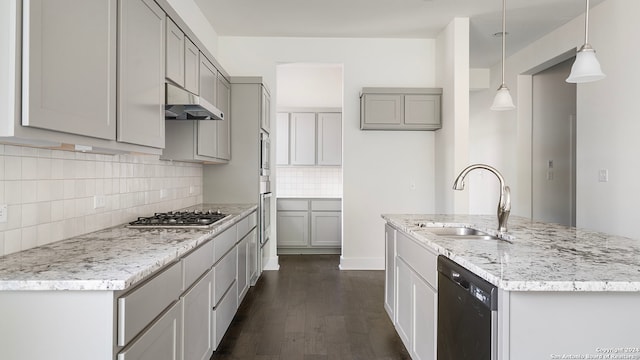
160 189 168 199
93 195 106 209
598 169 609 182
189 185 196 195
0 204 7 223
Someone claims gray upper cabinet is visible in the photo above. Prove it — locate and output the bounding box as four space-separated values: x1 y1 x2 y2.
275 113 290 165
165 18 184 87
199 56 217 105
360 88 442 130
261 88 271 133
277 110 342 166
22 0 117 140
214 73 231 160
290 113 316 166
117 0 165 148
317 113 342 166
184 38 199 95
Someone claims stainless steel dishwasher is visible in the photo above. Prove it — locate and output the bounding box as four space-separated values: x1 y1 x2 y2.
437 256 498 360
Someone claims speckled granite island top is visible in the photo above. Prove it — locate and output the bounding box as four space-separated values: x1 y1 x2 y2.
0 204 257 291
383 214 640 292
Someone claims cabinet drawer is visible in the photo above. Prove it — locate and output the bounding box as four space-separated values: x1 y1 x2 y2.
182 240 214 290
213 280 238 350
236 212 256 241
396 232 438 289
277 199 309 211
118 261 182 346
117 299 182 360
311 199 341 211
213 225 236 264
213 247 237 306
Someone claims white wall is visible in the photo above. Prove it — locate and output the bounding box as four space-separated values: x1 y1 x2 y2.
470 0 640 238
218 37 437 269
277 64 343 108
434 18 470 214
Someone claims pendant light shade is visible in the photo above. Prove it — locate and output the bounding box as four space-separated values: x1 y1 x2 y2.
566 0 605 83
491 84 515 111
492 0 515 111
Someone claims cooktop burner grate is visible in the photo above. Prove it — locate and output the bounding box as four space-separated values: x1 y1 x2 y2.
128 210 229 228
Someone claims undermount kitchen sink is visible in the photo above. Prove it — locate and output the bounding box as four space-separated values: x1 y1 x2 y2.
415 223 511 243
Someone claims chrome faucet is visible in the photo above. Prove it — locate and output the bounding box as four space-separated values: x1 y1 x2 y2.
453 164 511 233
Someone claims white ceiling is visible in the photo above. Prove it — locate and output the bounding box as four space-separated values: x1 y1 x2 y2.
194 0 604 68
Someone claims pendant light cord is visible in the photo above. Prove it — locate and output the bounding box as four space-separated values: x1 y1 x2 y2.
584 0 590 45
501 0 507 86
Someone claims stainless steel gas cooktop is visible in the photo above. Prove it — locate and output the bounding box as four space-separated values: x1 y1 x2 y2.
128 210 229 229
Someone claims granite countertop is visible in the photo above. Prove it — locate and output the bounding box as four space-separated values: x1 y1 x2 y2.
0 204 257 292
383 214 640 292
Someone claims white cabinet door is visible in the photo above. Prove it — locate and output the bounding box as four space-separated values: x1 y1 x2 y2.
197 56 218 158
276 113 290 165
184 38 199 95
396 257 412 349
310 211 341 247
22 0 116 140
317 113 342 166
290 113 316 165
276 211 309 247
384 224 396 322
412 273 437 360
214 74 231 160
117 300 182 360
117 0 165 148
182 270 213 360
165 18 184 87
237 236 248 302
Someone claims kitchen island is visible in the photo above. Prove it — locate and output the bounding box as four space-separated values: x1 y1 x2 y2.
0 203 257 360
383 214 640 360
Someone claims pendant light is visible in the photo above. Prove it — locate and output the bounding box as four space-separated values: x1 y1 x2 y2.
566 0 605 83
491 0 515 111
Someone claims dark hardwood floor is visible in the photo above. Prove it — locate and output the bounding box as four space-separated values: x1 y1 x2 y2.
211 255 410 360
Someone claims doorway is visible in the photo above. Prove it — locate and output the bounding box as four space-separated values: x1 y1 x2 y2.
531 58 576 226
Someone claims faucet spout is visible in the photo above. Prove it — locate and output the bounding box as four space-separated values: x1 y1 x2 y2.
452 164 511 233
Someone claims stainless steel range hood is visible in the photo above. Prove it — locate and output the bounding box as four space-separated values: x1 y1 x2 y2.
165 83 224 120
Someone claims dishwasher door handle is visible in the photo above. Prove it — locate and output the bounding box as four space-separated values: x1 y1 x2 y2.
451 271 470 290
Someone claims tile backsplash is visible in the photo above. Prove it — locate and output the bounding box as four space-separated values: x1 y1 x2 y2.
0 145 203 256
276 166 342 198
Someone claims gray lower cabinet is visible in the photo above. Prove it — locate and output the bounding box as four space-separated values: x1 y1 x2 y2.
384 224 396 321
310 211 341 247
389 227 438 360
277 211 309 247
182 270 213 360
360 88 442 130
21 0 117 140
277 198 341 252
117 300 182 360
117 0 165 148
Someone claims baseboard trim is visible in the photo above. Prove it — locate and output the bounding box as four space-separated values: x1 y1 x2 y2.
278 247 341 255
338 256 384 270
263 256 280 271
